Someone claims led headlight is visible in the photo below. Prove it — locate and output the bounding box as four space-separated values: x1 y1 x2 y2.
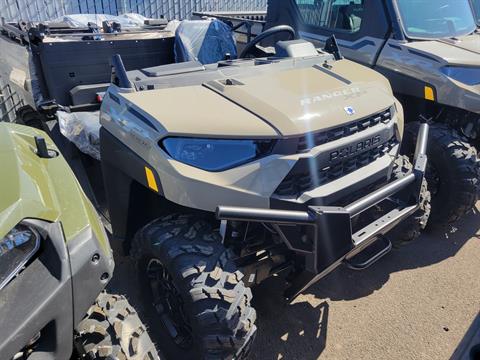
441 66 480 86
162 138 275 171
0 224 40 290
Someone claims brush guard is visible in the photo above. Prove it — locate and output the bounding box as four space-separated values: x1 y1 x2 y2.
217 122 429 300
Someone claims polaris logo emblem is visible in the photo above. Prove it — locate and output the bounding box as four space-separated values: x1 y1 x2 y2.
344 106 355 115
330 135 381 162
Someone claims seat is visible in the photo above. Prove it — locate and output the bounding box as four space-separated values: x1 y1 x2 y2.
174 19 237 65
340 3 363 32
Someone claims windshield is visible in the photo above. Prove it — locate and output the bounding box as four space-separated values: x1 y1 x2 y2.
397 0 477 39
471 0 480 24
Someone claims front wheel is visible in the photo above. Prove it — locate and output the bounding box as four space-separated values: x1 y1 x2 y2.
131 214 257 360
75 292 160 359
402 122 480 226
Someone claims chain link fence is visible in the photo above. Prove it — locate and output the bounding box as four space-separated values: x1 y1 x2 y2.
0 0 267 21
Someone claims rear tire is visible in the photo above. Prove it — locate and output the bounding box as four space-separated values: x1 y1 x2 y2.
402 122 480 226
131 214 257 360
387 155 431 247
75 292 160 359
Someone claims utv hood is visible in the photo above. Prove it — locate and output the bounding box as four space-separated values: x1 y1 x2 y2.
406 34 480 66
0 123 107 249
121 59 395 137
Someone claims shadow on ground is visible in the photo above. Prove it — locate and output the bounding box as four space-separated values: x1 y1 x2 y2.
249 278 329 360
107 206 480 360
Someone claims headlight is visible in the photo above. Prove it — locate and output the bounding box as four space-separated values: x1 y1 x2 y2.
0 224 40 290
441 66 480 86
162 138 275 171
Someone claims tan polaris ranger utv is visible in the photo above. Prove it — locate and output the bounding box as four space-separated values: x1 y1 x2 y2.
262 0 480 226
1 18 430 359
99 31 432 357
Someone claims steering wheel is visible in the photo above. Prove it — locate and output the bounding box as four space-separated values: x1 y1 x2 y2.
239 25 296 58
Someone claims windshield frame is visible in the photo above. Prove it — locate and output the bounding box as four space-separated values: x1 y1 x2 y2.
470 0 480 26
393 0 477 41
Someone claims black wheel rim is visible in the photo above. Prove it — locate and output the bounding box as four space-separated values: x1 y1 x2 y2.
146 259 193 349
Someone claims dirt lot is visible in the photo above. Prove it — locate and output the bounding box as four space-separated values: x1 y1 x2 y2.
109 203 480 360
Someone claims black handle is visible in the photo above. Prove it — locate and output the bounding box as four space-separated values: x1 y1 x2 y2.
34 136 50 158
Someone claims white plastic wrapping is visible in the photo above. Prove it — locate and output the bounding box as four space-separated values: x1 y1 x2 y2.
165 19 181 33
57 111 101 160
174 19 237 64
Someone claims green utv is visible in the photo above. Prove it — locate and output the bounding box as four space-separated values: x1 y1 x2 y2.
261 0 480 226
0 122 159 359
0 17 431 359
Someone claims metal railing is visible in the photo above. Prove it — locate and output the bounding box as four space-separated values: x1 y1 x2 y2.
0 0 267 21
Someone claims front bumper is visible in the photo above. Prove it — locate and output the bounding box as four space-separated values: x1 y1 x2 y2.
0 221 114 360
217 123 429 300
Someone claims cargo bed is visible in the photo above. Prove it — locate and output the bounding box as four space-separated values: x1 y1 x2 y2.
0 17 175 110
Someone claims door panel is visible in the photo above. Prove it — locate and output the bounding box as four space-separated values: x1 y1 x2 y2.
291 0 390 66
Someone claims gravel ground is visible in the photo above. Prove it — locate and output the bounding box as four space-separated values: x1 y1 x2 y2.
108 203 480 360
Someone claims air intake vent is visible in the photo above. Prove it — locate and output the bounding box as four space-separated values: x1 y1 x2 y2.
275 137 398 198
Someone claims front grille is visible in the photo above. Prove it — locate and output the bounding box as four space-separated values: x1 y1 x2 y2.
297 109 392 152
275 137 398 197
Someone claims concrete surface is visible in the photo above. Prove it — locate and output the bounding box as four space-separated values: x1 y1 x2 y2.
108 203 480 360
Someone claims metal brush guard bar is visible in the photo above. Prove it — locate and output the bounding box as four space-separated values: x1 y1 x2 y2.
217 122 430 300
